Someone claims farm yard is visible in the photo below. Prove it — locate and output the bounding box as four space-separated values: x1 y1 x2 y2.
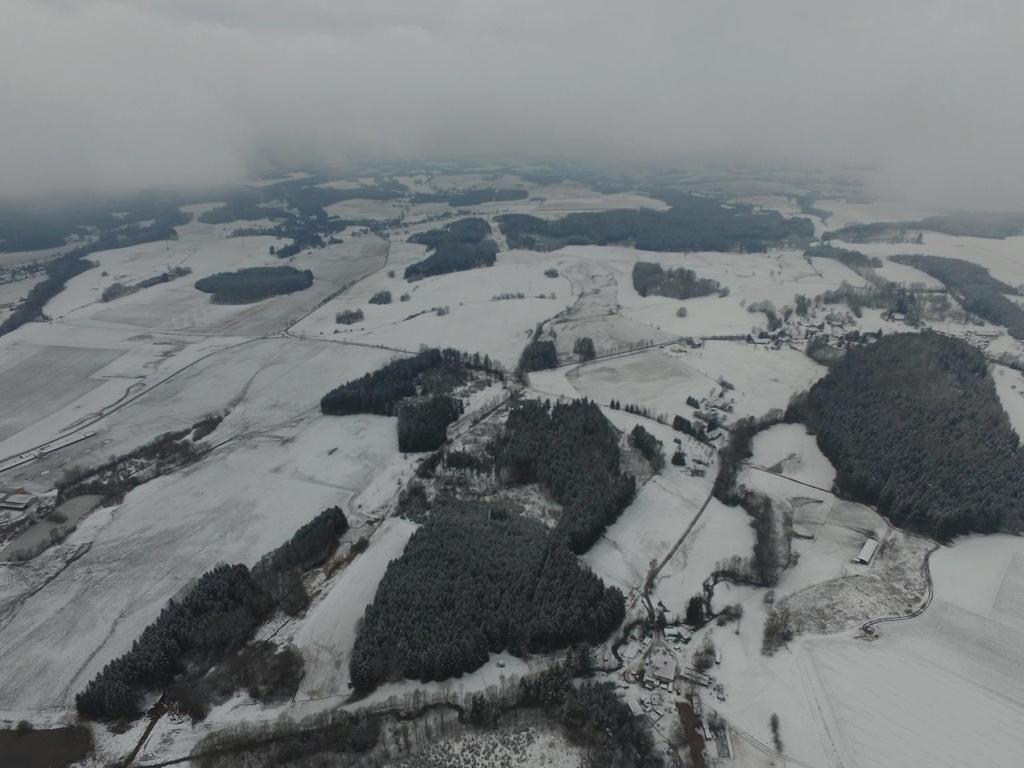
1 167 1024 768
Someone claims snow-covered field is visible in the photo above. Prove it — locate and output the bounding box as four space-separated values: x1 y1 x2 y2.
293 517 418 698
0 409 404 712
799 535 1024 768
292 246 575 370
5 174 1024 768
992 364 1024 438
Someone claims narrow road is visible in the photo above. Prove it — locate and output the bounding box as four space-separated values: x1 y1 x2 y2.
859 541 940 635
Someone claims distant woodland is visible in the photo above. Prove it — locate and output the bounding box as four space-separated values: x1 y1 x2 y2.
793 332 1024 539
0 207 193 337
405 218 499 281
498 192 813 252
805 243 882 273
0 199 191 253
891 254 1024 338
826 211 1024 241
349 499 624 691
194 266 313 303
493 399 636 553
632 261 720 299
411 188 528 206
0 250 95 336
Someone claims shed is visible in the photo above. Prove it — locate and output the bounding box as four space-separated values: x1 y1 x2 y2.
856 538 879 565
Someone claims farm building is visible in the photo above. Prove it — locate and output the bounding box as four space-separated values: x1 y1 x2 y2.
856 538 879 564
651 654 678 684
0 491 36 512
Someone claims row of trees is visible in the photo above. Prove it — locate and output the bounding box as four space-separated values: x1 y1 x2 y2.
804 243 882 273
630 424 664 471
493 399 636 553
631 260 720 299
793 331 1024 539
194 266 313 304
76 506 350 720
101 266 192 302
349 500 624 691
0 250 95 335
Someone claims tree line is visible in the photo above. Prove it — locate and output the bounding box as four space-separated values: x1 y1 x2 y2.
101 266 192 302
497 191 813 253
805 243 882 273
76 506 350 720
349 499 624 691
825 211 1024 241
891 253 1024 338
630 424 664 471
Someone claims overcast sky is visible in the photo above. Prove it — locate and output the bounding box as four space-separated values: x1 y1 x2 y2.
3 0 1023 207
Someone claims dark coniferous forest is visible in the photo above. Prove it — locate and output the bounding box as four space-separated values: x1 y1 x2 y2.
349 500 624 691
76 507 349 720
497 192 813 253
319 347 497 416
493 399 636 553
321 349 443 416
794 332 1024 538
194 266 313 303
397 395 461 452
631 261 720 299
405 217 499 281
518 339 559 372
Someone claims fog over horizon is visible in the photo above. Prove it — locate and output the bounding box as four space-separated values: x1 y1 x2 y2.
4 0 1023 209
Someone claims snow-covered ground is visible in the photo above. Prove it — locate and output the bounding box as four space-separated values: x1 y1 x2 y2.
5 174 1024 768
992 363 1024 438
292 244 576 370
293 517 418 699
797 535 1024 768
